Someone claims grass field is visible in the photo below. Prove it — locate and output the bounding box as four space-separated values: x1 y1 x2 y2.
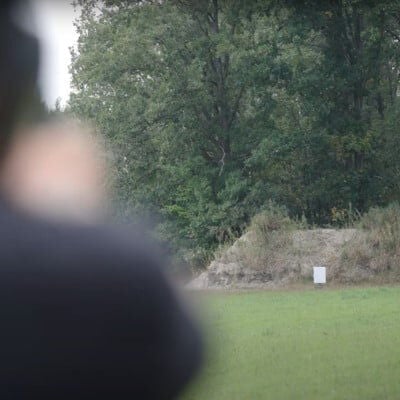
182 287 400 400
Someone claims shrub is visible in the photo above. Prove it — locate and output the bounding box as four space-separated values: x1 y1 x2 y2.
251 204 298 239
338 202 400 282
227 204 302 280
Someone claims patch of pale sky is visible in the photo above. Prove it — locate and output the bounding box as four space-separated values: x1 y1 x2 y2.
20 0 79 109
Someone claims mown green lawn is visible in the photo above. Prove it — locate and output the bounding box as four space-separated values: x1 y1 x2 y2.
182 287 400 400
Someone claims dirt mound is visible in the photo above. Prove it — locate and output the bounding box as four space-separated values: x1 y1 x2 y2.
188 229 357 289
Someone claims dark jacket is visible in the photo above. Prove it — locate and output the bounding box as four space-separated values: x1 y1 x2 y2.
0 201 202 399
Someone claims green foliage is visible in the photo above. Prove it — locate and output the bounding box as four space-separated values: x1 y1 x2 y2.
69 0 400 269
69 0 278 266
330 203 361 228
250 203 297 240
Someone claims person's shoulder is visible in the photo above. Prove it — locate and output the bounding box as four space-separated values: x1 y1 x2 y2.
52 220 165 276
0 203 165 279
72 221 166 277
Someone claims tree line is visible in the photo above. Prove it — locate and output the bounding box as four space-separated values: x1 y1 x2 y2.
69 0 400 268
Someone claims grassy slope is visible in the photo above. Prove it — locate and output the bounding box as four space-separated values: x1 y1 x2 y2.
183 287 400 400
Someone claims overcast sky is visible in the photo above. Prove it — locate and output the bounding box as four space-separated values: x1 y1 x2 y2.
24 0 79 108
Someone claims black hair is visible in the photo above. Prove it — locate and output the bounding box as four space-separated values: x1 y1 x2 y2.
0 0 39 155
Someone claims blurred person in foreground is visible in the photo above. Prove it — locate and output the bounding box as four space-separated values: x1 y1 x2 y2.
0 1 202 398
1 120 108 224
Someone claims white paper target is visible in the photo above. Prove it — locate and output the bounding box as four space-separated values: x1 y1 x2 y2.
313 266 326 284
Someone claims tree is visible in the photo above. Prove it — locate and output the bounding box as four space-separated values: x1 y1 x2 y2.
250 0 400 223
70 0 400 267
70 0 283 266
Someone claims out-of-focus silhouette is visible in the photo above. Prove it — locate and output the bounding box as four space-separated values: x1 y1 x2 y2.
0 1 202 398
1 120 108 223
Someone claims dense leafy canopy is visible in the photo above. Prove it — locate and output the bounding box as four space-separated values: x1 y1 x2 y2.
69 0 400 268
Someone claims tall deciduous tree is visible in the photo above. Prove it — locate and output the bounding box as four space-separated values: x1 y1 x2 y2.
70 0 400 268
70 0 281 265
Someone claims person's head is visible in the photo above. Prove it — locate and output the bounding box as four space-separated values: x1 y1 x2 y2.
0 119 109 223
0 3 110 223
0 0 40 157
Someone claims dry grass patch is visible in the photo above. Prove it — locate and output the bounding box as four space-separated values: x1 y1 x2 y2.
338 203 400 283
